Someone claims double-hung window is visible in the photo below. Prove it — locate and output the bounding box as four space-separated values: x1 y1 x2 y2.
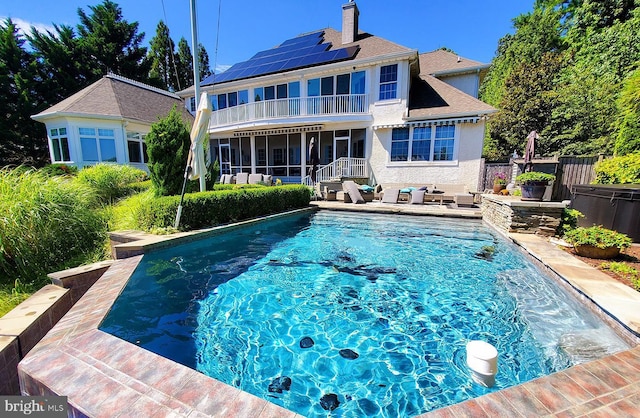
434 126 455 161
80 128 117 162
390 128 409 161
390 125 456 162
379 64 398 100
50 128 70 162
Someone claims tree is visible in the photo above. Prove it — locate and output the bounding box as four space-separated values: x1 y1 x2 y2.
614 67 640 155
198 43 212 80
146 106 191 196
76 0 150 82
176 37 193 90
0 18 48 166
148 20 177 90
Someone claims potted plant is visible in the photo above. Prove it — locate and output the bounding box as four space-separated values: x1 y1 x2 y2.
564 225 632 259
515 171 555 201
492 172 508 193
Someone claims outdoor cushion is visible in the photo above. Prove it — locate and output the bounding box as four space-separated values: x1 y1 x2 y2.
235 172 249 184
400 187 416 193
262 175 273 186
381 188 400 203
360 184 374 192
248 174 263 184
410 190 425 204
343 180 365 204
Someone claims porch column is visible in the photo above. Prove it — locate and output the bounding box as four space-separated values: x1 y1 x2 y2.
301 132 307 180
250 135 256 174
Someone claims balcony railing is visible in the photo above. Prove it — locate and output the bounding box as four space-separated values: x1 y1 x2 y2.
302 157 369 186
209 94 369 128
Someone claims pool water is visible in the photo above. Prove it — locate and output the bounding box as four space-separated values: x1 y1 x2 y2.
101 211 630 417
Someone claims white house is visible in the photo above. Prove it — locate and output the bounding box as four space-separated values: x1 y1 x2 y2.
31 74 193 172
177 1 495 190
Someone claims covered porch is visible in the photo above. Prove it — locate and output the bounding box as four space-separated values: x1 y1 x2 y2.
208 126 368 184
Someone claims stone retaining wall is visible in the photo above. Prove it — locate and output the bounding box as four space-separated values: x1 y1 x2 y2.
481 195 568 236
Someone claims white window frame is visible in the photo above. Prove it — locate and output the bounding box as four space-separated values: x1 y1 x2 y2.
388 125 458 165
49 127 71 162
126 132 147 164
79 127 117 163
379 64 398 101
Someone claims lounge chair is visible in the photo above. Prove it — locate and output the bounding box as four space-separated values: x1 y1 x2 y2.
381 188 400 204
235 172 249 184
454 193 474 207
342 181 365 204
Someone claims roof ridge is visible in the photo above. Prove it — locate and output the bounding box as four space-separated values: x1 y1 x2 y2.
106 73 181 99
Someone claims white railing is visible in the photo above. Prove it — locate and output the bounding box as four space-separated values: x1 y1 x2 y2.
209 94 369 128
313 157 367 183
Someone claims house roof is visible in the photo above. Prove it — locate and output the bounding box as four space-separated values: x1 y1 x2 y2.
418 49 489 76
32 74 193 125
184 27 413 92
407 52 496 120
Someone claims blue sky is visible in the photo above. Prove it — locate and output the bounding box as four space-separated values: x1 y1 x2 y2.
3 0 533 72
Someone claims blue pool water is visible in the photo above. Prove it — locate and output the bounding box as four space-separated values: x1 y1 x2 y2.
101 211 630 417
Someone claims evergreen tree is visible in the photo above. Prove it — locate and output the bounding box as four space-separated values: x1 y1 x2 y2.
0 18 48 166
148 20 177 90
176 37 193 90
76 0 150 82
146 106 191 196
198 43 212 80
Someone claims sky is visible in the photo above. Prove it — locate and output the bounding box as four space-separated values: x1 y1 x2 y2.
2 0 534 72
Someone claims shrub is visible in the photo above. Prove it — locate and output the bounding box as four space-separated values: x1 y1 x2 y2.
515 171 555 183
564 226 632 250
593 153 640 184
136 185 311 231
0 168 107 286
146 106 191 196
39 163 78 177
74 164 148 205
557 208 584 235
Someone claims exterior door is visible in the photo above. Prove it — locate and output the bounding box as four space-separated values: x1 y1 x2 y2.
219 143 231 174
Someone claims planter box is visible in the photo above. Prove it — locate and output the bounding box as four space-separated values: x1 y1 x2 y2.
574 244 620 259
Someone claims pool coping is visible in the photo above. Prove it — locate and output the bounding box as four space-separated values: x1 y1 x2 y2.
18 210 640 417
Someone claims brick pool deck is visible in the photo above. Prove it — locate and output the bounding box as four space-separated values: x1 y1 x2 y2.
18 206 640 417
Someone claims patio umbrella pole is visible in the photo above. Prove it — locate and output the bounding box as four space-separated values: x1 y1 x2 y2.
174 160 192 229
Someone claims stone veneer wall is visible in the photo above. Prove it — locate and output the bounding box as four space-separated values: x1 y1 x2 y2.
481 195 568 236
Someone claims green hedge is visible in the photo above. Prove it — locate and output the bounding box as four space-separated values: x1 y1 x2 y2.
593 152 640 184
136 185 311 231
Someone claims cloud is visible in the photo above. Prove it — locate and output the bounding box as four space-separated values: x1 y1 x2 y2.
0 16 56 36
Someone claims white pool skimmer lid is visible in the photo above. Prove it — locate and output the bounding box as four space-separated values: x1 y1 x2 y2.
466 340 498 387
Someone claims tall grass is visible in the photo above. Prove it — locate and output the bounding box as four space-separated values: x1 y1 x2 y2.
74 164 148 205
0 168 107 287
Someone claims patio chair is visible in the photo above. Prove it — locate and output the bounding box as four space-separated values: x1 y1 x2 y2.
380 188 400 204
342 180 365 204
235 172 249 184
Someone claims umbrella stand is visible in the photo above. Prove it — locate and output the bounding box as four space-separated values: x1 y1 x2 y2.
174 155 193 229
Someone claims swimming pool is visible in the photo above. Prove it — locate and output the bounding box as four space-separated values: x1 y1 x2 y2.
100 211 630 417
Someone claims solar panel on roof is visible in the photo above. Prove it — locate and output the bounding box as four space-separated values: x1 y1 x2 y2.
200 30 359 86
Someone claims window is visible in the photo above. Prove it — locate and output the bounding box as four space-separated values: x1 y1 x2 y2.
379 64 398 100
321 77 333 96
217 94 227 110
434 125 455 161
277 84 287 99
288 82 300 98
238 90 249 105
336 74 350 95
390 125 456 162
228 92 238 107
307 79 320 96
127 132 148 163
390 128 409 161
264 86 275 100
254 87 264 102
189 97 196 112
49 128 70 162
351 71 366 94
411 127 431 161
80 127 116 162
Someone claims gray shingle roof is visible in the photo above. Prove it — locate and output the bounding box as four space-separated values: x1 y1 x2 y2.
32 74 193 125
418 49 488 76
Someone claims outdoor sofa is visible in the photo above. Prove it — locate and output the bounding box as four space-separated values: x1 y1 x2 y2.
377 183 474 206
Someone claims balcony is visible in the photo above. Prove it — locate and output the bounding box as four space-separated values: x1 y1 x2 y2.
209 94 369 129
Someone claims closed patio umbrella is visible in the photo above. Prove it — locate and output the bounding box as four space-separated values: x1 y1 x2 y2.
308 137 320 183
175 92 211 228
524 130 538 172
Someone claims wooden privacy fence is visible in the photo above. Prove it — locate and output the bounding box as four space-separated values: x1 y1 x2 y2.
480 155 602 201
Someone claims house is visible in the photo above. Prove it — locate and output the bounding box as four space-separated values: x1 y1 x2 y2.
177 1 495 190
31 73 193 172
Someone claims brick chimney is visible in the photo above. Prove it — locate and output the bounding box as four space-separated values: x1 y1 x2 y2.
342 1 359 44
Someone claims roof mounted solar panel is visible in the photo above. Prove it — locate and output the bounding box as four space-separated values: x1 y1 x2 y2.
200 30 359 86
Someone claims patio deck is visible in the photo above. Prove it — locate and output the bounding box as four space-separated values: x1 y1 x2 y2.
17 205 640 417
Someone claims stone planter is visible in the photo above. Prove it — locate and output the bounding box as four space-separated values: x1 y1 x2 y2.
521 181 548 201
574 244 620 259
